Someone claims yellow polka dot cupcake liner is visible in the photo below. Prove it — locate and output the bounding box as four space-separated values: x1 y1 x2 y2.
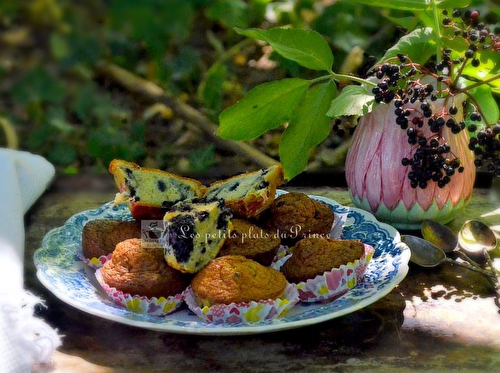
184 283 299 324
293 244 374 302
95 268 185 316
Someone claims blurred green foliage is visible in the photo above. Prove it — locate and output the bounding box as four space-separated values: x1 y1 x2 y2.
0 0 498 174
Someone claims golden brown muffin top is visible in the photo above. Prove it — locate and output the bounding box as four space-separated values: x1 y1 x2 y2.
282 238 364 283
191 255 287 305
263 193 335 243
268 193 317 227
102 238 190 297
219 219 280 257
109 238 167 273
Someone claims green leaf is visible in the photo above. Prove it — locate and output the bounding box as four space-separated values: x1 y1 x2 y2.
47 106 73 133
11 67 66 105
379 27 436 64
235 27 333 71
345 0 428 11
436 0 471 9
467 84 500 125
50 33 70 60
218 78 309 140
206 0 248 28
280 82 337 180
48 142 77 166
327 85 375 117
354 0 470 11
189 145 216 172
198 62 227 111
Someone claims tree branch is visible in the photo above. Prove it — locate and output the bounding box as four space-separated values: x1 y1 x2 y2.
94 61 278 168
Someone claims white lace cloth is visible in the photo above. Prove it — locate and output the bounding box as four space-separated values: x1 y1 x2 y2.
0 149 61 372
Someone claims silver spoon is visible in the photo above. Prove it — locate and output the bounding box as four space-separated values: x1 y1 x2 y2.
458 220 497 253
421 220 457 253
460 220 500 305
401 234 495 278
422 220 484 269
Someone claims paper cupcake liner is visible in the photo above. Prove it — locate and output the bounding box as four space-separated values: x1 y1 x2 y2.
184 283 299 324
77 246 112 269
291 244 375 302
329 212 347 240
95 268 185 316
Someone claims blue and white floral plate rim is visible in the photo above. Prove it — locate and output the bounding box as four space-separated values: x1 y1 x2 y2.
33 189 411 335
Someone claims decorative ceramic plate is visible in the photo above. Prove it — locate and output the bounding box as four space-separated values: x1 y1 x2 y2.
34 191 410 335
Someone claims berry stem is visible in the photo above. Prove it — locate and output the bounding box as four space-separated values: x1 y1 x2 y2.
456 73 500 92
431 0 443 93
463 90 492 127
330 73 377 87
309 75 332 85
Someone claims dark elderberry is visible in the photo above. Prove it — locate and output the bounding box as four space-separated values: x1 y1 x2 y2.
470 112 481 121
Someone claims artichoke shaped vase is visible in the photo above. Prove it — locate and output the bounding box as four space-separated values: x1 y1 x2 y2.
345 97 475 229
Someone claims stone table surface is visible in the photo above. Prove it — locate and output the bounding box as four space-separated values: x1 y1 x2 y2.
25 183 500 373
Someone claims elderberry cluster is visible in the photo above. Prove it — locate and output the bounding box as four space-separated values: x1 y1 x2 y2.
469 124 500 176
367 55 465 189
360 8 500 189
441 9 500 59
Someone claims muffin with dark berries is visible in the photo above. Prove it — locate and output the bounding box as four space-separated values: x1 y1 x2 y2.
161 198 233 274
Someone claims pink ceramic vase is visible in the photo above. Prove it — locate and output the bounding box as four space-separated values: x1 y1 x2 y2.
345 95 475 229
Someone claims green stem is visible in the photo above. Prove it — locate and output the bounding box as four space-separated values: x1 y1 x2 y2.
330 73 377 87
309 75 332 85
431 0 442 93
457 73 500 93
463 91 492 127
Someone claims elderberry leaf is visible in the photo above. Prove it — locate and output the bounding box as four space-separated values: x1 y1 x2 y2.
327 85 374 118
436 0 471 9
235 27 333 71
466 83 500 125
280 82 337 180
346 0 428 11
198 62 227 111
379 27 435 65
218 78 309 140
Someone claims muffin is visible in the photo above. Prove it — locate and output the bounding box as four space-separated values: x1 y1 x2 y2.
161 198 232 274
282 237 365 283
101 238 191 298
218 219 280 266
204 164 284 218
109 159 206 220
191 255 287 306
263 192 334 244
82 219 141 259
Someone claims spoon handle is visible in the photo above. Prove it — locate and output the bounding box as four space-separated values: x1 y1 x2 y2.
444 257 495 279
484 251 500 308
456 250 483 270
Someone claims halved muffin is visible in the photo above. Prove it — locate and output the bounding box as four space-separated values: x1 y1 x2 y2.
161 199 232 274
109 159 206 220
204 164 284 218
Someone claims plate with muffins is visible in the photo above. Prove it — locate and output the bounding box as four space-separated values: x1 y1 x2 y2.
34 160 410 335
